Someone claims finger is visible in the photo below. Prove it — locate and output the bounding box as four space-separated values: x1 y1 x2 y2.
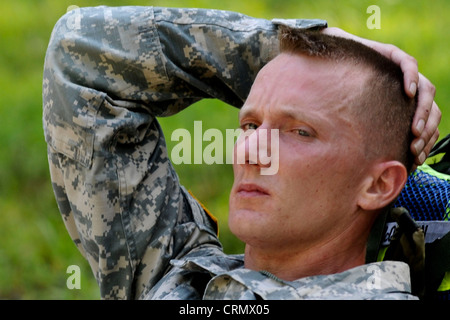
389 47 419 98
423 101 441 143
424 128 440 156
411 74 437 139
413 128 440 166
412 101 440 160
362 40 419 97
322 27 420 97
412 101 441 156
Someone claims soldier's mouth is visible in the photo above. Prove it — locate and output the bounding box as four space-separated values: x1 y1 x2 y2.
236 183 270 197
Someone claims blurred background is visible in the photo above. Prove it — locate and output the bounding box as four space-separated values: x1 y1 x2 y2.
0 0 448 299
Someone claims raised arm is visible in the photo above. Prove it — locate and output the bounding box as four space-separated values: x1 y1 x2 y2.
43 6 326 299
44 6 326 164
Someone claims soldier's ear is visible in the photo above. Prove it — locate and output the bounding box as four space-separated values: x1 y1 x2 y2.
357 161 407 211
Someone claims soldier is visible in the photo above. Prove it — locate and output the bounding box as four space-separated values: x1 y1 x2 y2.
43 6 440 299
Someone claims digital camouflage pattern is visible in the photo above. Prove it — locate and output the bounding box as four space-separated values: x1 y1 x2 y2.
43 6 416 299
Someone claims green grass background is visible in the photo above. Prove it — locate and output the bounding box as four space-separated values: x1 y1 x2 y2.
0 0 448 299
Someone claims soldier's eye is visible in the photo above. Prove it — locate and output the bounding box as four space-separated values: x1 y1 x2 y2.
297 129 310 137
242 123 258 131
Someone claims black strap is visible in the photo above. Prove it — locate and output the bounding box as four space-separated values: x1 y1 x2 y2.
429 133 450 158
384 208 426 298
366 207 450 299
365 210 388 263
425 231 450 299
429 134 450 175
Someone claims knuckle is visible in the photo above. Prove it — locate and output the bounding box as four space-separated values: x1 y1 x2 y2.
434 128 440 140
427 104 442 132
430 83 436 96
387 43 398 55
435 104 442 119
422 80 436 97
408 55 418 66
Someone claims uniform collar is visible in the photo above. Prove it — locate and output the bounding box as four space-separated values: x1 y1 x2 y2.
172 251 414 299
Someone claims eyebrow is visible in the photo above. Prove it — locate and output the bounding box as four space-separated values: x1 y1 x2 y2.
239 103 317 124
238 105 256 121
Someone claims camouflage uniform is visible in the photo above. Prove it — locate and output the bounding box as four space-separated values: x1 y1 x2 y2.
43 6 417 300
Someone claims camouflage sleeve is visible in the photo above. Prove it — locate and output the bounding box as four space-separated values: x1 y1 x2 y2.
42 6 326 299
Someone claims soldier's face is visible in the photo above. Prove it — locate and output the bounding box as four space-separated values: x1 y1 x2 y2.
229 53 373 252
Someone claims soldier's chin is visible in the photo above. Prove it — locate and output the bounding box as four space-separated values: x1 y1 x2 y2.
228 208 269 244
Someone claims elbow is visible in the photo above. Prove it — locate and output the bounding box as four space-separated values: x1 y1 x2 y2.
44 9 82 79
46 8 83 54
44 7 103 92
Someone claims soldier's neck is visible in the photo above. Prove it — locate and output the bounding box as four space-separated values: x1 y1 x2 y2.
243 217 371 281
